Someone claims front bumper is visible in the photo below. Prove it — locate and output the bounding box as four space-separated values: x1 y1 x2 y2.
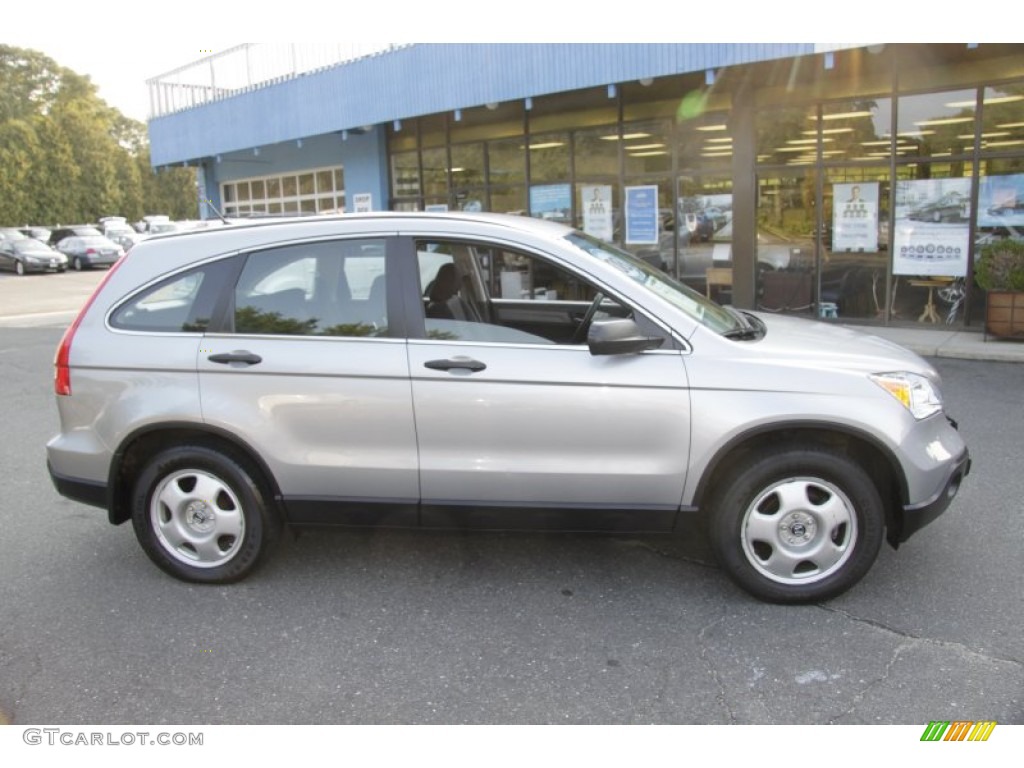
891 447 971 545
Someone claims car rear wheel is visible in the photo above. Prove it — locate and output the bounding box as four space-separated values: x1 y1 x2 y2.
707 446 884 603
131 446 281 583
72 257 83 271
15 261 25 276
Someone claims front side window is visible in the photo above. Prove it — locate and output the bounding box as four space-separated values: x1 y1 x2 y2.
233 239 388 337
415 239 626 345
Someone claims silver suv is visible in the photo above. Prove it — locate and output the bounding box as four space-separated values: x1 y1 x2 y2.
46 213 971 603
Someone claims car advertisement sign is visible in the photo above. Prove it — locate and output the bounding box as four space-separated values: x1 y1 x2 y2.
625 185 658 245
977 173 1024 229
529 184 572 224
833 182 879 252
893 178 970 277
581 184 613 242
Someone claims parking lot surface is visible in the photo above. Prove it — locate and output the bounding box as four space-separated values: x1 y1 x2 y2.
0 319 1021 726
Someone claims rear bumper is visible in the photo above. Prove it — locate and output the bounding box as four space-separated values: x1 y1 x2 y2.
47 461 108 510
892 448 971 545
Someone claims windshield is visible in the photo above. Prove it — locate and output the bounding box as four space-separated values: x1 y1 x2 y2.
563 231 741 335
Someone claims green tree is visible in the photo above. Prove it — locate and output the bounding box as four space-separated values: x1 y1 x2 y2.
0 44 198 226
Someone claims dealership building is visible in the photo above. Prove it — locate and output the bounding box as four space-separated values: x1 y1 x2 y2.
146 43 1024 328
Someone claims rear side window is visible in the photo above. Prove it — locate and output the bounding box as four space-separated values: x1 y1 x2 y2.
232 239 388 337
110 258 235 332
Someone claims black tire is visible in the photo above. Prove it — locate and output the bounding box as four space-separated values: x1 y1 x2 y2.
72 257 83 271
131 445 281 583
707 445 884 604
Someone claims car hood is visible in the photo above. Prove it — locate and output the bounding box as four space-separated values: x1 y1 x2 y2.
744 312 936 377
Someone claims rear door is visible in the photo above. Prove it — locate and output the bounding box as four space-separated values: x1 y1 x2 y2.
198 235 419 525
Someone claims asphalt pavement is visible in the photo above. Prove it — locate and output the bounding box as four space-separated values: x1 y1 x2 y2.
0 325 1021 729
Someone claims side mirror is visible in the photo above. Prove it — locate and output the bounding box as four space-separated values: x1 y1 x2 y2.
587 318 664 356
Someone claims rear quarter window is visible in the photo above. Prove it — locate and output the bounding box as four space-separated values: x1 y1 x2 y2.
110 258 236 333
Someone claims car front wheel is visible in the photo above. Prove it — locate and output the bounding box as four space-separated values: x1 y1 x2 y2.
131 446 281 583
708 446 884 603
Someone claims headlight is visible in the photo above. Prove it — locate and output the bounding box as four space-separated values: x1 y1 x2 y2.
870 372 943 420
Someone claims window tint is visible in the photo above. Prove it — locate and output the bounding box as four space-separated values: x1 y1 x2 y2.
233 239 388 337
111 259 234 332
416 239 629 345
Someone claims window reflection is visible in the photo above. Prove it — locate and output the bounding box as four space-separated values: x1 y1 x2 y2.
896 90 976 159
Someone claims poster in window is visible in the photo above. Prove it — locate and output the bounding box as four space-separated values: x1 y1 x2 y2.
892 178 970 277
833 182 879 252
977 174 1024 229
529 184 571 224
581 185 613 242
625 185 658 245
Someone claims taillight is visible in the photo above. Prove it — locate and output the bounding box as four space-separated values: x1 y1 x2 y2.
55 258 124 396
86 248 97 255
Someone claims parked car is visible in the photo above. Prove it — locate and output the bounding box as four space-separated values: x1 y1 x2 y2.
46 213 970 603
20 226 52 242
0 227 28 242
54 235 124 270
0 238 67 275
102 220 137 242
109 232 149 253
49 225 103 247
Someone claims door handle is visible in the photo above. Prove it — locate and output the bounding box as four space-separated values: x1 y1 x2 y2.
208 351 263 366
424 356 487 372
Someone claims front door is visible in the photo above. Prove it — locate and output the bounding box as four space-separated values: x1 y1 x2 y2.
405 236 691 530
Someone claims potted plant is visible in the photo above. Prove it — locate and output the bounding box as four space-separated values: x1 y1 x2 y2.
975 238 1024 339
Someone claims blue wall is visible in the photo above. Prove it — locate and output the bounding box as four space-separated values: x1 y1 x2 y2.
149 43 813 167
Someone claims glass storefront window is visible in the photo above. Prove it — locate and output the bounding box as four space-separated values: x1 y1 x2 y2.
489 187 526 216
675 175 733 290
678 113 731 172
421 147 448 200
573 125 619 178
821 99 893 163
757 106 819 167
757 170 816 314
622 121 672 176
450 143 485 189
821 169 891 320
980 83 1024 155
391 151 421 198
488 138 525 186
282 176 297 197
529 132 569 183
896 89 977 160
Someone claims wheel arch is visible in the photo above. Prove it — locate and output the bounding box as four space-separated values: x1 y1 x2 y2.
107 422 285 526
691 423 907 539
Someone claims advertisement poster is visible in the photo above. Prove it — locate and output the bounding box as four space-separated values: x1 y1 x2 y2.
892 178 970 276
353 193 373 213
977 173 1024 229
581 185 613 241
833 182 879 252
529 184 571 224
625 185 658 245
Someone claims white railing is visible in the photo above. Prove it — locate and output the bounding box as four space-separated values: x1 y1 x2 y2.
146 43 411 119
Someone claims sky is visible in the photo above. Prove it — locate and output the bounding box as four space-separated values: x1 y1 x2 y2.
2 5 1008 124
